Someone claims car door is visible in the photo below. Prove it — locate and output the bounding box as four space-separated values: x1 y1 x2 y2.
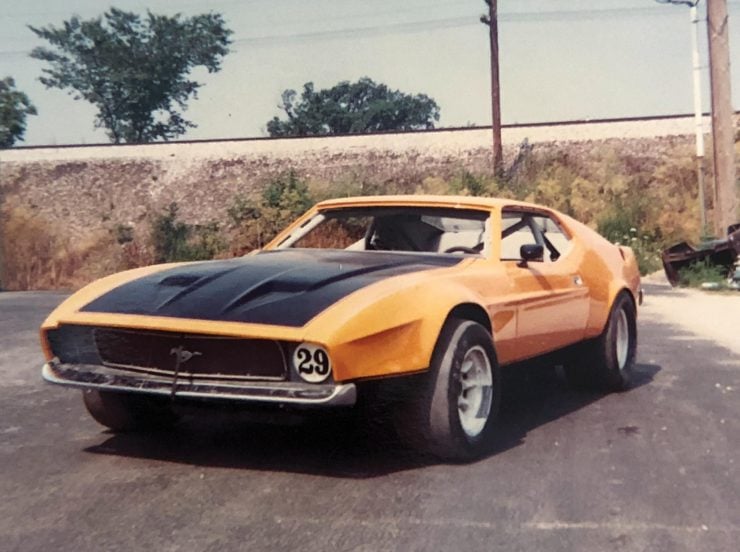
500 209 590 360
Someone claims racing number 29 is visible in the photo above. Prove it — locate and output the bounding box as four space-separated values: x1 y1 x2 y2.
295 347 330 377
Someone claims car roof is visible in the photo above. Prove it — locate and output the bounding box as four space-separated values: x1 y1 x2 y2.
315 194 543 212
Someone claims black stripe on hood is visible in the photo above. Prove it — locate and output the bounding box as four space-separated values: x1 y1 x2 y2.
81 250 462 327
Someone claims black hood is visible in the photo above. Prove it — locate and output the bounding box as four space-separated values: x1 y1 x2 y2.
81 250 462 327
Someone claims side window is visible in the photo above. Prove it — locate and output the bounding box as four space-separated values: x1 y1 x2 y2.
500 212 538 260
292 216 372 249
531 215 572 262
500 210 572 262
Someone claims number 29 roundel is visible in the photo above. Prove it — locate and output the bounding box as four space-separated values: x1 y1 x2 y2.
292 343 332 383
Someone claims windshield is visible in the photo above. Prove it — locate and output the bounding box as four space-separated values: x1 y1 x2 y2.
273 206 490 256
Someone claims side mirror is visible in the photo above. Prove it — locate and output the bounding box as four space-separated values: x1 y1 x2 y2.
518 244 544 267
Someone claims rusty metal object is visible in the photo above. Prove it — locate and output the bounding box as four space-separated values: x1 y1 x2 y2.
662 223 740 286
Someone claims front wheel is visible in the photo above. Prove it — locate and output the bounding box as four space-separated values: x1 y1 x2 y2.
396 319 501 461
82 389 179 432
564 292 637 392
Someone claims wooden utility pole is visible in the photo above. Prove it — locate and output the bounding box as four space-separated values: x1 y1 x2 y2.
706 0 737 235
481 0 503 176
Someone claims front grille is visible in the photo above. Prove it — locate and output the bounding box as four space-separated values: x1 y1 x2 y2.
45 325 289 382
90 328 287 381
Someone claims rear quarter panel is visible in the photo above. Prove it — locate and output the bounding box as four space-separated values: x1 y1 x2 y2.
558 214 641 338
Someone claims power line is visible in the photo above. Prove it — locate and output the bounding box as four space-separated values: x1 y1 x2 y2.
2 3 739 57
0 17 472 57
0 0 279 20
0 1 467 22
3 0 739 21
229 5 702 46
229 17 473 47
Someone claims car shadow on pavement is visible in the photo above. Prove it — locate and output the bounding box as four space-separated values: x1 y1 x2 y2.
84 361 660 478
489 361 659 456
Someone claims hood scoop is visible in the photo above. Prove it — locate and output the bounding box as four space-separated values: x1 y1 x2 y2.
159 274 202 287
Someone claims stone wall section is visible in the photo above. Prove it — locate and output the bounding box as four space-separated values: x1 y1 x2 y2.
0 119 705 241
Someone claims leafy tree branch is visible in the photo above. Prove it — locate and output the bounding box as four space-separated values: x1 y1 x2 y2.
0 77 37 148
29 8 232 143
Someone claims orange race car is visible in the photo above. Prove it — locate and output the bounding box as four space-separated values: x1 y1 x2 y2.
40 195 641 460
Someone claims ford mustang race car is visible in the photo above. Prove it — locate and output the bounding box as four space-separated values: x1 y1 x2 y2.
40 195 641 460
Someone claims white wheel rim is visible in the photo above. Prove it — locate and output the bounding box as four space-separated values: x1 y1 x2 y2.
457 345 493 439
615 308 630 370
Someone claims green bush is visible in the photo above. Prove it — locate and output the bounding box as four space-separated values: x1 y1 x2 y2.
597 202 662 275
151 203 224 263
227 170 316 255
114 223 134 244
263 169 312 214
677 259 728 287
450 170 491 196
226 194 260 226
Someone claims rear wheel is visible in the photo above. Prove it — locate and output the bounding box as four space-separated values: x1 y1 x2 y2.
564 292 637 392
82 389 179 432
396 319 501 461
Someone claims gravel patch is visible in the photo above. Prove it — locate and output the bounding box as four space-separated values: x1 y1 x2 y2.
641 276 740 358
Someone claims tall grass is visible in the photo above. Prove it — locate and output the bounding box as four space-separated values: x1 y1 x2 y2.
0 203 141 290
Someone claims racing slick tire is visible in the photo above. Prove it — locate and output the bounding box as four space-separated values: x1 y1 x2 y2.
564 292 637 392
82 389 179 432
397 318 501 462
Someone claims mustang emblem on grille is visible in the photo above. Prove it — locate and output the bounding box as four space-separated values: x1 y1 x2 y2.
169 346 203 364
169 346 202 398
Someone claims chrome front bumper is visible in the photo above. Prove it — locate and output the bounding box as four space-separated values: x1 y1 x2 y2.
42 360 357 407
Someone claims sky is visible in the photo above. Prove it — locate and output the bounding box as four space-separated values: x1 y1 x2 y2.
0 0 738 146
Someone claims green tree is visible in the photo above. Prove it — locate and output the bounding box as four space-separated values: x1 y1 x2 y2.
266 77 440 137
29 8 231 143
0 77 37 148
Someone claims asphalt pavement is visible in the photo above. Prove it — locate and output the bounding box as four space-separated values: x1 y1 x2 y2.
1 287 738 552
